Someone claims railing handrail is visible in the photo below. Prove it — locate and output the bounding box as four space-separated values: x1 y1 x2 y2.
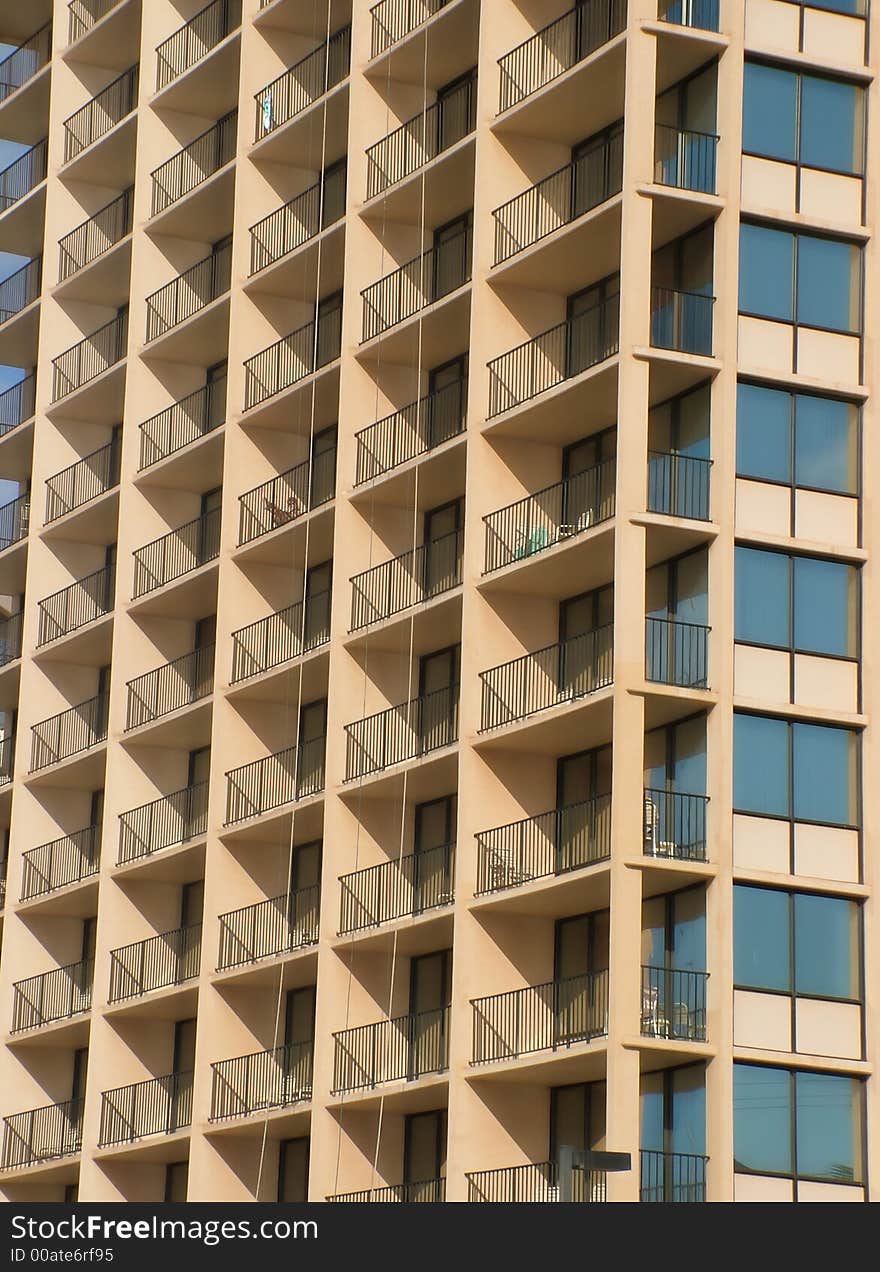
155 0 241 90
20 824 101 900
346 680 459 738
217 882 320 968
224 734 327 824
0 255 41 319
471 968 607 1012
0 20 52 97
243 307 341 409
52 308 128 400
2 1096 84 1169
44 435 120 519
0 138 48 212
483 458 614 527
139 376 226 469
253 23 351 137
132 504 221 597
480 624 613 689
108 922 202 1001
349 526 463 630
497 0 625 112
230 590 331 682
354 375 467 484
647 614 710 634
125 643 215 730
248 163 346 274
118 779 209 863
62 64 139 162
37 563 115 645
150 109 238 216
145 239 232 342
361 222 472 340
339 841 455 932
0 372 36 434
58 187 134 281
333 1002 449 1045
365 70 476 197
490 297 610 375
68 0 121 43
369 0 452 57
237 445 336 546
30 690 109 772
209 1039 314 1120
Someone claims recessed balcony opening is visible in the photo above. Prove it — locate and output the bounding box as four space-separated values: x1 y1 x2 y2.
217 839 321 972
640 1065 707 1201
209 985 315 1122
254 23 351 143
650 225 715 357
654 59 718 196
62 65 138 164
98 1018 197 1148
328 1107 447 1202
643 714 708 863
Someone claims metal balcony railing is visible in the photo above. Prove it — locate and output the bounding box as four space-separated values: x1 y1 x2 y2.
471 970 609 1063
641 965 708 1042
370 0 452 57
99 1071 193 1146
362 224 472 341
68 0 122 43
230 591 331 683
0 609 23 666
38 564 115 646
151 111 238 216
109 924 202 1002
640 1149 708 1202
366 70 476 199
480 626 613 731
132 506 221 598
156 0 242 91
650 286 714 355
254 25 351 141
659 0 719 32
655 124 718 195
493 128 623 264
475 795 612 895
1 1098 83 1169
0 256 41 323
467 1161 607 1203
210 1041 313 1120
0 491 29 551
643 787 708 862
63 65 138 163
332 1005 450 1093
20 825 101 901
118 781 209 864
0 21 51 103
58 187 134 282
0 732 13 786
647 451 711 522
249 163 346 274
483 461 615 573
45 437 121 523
329 1178 447 1203
139 376 226 469
224 736 326 826
125 644 214 730
645 616 709 688
355 375 466 484
488 294 620 418
244 307 342 410
498 0 626 112
339 842 455 934
11 958 93 1032
350 529 463 630
0 371 36 435
238 445 336 545
52 308 128 401
30 691 109 772
0 138 48 213
345 683 459 781
145 240 232 342
217 883 320 970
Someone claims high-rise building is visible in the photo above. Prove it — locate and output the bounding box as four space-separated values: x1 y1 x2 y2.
0 0 874 1205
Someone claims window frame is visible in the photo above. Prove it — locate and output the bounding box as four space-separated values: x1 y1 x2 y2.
738 221 864 339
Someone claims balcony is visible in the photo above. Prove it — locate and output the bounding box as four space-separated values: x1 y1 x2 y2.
640 965 708 1042
484 461 614 574
139 377 226 470
0 256 41 322
647 451 711 522
156 0 241 91
45 437 121 524
151 111 237 216
471 970 609 1063
655 124 718 196
118 780 208 865
20 826 101 901
108 924 201 1003
467 1161 606 1203
362 224 471 341
125 645 214 731
238 446 336 546
30 693 108 773
498 0 625 113
37 565 115 646
329 1178 446 1202
254 25 351 141
0 609 22 665
480 627 613 731
332 1006 449 1093
68 0 123 43
132 507 221 599
339 842 455 934
488 294 619 419
475 795 611 895
640 1149 707 1202
650 287 714 356
11 958 93 1032
0 491 29 552
145 241 232 343
58 187 134 283
0 20 51 104
0 139 47 214
217 884 320 970
224 736 326 826
52 309 128 402
231 591 330 683
244 310 341 410
1 1098 83 1169
0 371 36 435
350 529 463 631
63 65 138 163
493 130 623 264
249 164 346 274
0 732 13 786
370 0 452 57
645 616 709 689
366 70 476 200
99 1071 193 1146
210 1041 313 1120
643 788 708 862
355 375 466 484
658 0 719 32
345 684 459 781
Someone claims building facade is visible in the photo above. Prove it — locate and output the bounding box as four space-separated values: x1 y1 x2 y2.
0 0 875 1203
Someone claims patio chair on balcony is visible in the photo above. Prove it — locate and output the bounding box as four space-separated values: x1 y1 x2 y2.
514 526 549 560
264 492 305 528
558 507 594 539
643 795 677 857
487 842 532 890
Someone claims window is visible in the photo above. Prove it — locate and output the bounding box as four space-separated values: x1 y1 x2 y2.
743 63 864 175
733 713 858 826
739 224 861 334
640 1066 707 1202
733 1064 864 1186
734 885 860 1000
736 383 858 496
735 547 858 658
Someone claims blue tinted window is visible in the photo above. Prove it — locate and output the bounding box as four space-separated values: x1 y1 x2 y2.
801 76 862 174
736 383 791 483
739 225 793 321
793 556 856 657
670 1068 706 1157
796 1072 863 1183
735 547 790 647
734 1064 792 1176
795 893 859 1000
797 236 860 332
743 64 796 161
793 723 856 826
734 886 790 992
733 714 789 817
795 394 858 494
